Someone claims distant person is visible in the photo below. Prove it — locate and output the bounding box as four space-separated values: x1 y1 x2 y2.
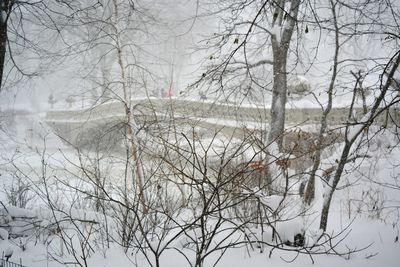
165 88 173 98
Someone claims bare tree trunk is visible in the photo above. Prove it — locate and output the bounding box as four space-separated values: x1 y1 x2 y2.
265 0 300 193
304 0 339 205
266 0 301 150
113 0 147 212
319 141 351 230
0 0 11 91
267 44 288 150
118 47 147 213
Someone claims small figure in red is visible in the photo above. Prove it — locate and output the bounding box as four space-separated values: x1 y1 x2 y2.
165 88 173 98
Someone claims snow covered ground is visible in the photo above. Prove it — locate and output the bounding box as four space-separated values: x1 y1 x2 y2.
0 111 399 267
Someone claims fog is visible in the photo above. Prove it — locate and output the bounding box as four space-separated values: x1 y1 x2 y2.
0 0 217 112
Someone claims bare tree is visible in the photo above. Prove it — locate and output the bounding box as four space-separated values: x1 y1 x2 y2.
303 0 340 205
298 0 400 223
266 0 301 150
320 51 400 231
0 0 11 89
63 0 165 212
193 0 301 150
0 0 100 91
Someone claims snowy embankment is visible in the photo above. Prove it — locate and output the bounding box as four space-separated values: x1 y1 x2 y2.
0 113 399 267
